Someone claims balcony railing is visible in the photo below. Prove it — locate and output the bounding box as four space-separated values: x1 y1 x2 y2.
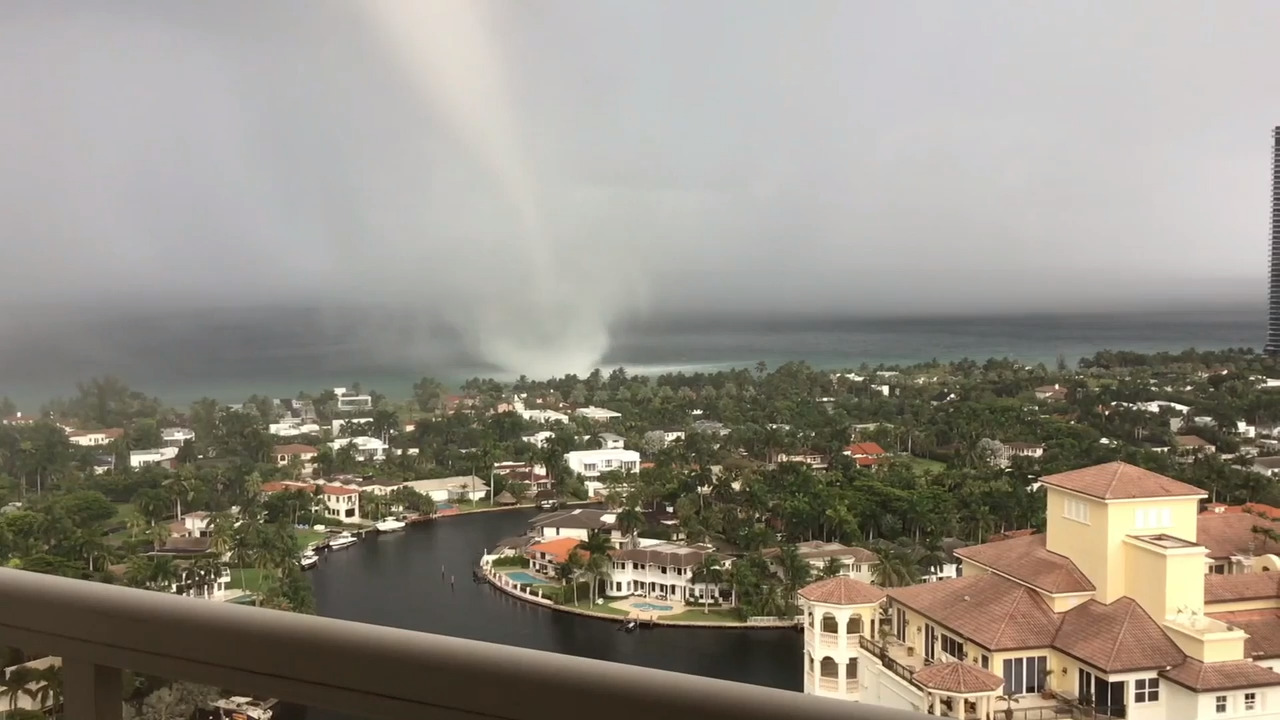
858 635 921 690
0 569 929 720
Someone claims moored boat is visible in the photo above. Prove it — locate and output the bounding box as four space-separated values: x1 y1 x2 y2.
374 516 407 533
327 532 358 550
299 551 319 570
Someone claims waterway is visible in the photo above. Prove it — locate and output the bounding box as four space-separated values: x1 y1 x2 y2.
303 508 800 720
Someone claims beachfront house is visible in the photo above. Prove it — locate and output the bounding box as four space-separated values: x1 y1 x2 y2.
403 476 489 504
605 542 733 604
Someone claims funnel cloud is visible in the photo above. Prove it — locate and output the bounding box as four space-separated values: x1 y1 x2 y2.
0 1 1277 385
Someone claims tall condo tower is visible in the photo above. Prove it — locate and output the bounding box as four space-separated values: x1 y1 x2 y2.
1269 127 1280 354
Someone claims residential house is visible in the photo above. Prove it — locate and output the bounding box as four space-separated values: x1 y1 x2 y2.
1197 503 1280 575
402 476 489 504
1004 442 1045 460
843 442 888 467
161 427 195 447
691 420 731 436
520 409 569 424
67 428 124 447
146 537 234 600
521 430 555 447
269 420 322 437
644 429 686 448
524 537 586 577
1 412 39 425
261 481 361 522
762 541 878 584
274 444 319 473
772 450 828 469
851 461 1280 719
333 387 373 412
1174 435 1217 456
328 436 387 462
129 447 179 469
565 449 641 478
527 508 619 543
799 577 887 701
574 406 622 422
597 433 626 450
605 542 733 604
179 511 215 538
330 418 374 436
1252 457 1280 477
930 391 958 406
1033 384 1068 401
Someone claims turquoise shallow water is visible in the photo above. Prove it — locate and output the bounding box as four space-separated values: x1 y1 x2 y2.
0 305 1264 408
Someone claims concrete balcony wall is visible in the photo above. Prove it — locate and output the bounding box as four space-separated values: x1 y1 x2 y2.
0 569 928 720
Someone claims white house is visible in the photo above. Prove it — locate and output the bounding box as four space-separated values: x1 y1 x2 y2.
331 418 374 436
574 406 622 422
269 421 322 437
333 387 373 411
565 449 641 478
274 443 319 472
606 542 733 603
403 476 490 503
528 508 618 542
129 446 179 469
521 430 555 447
520 409 569 424
261 481 361 522
328 436 387 461
67 428 125 447
644 429 686 448
762 541 878 584
597 433 626 450
161 427 196 447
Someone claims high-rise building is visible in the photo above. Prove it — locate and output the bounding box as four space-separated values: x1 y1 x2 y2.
1267 127 1280 353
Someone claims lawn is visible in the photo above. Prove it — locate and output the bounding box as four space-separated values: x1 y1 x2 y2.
563 599 631 617
111 502 137 522
899 456 945 474
662 608 742 624
227 567 269 592
294 528 326 550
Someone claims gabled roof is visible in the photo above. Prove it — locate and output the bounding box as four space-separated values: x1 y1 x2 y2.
912 662 1005 694
953 534 1094 594
1161 658 1280 693
845 442 886 456
1052 597 1184 673
888 574 1060 651
1038 461 1204 500
524 537 584 564
798 577 885 606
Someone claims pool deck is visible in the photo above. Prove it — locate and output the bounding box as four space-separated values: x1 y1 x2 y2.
611 597 687 618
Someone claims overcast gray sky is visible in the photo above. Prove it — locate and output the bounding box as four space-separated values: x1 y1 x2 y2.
1 1 1277 373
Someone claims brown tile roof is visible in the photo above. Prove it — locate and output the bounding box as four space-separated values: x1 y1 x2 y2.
798 577 885 606
273 444 318 456
1038 461 1204 500
888 574 1060 651
1161 658 1280 692
1203 503 1280 520
986 528 1037 543
912 661 1005 694
320 485 359 496
1174 435 1213 447
1204 573 1280 604
953 534 1094 594
612 543 724 569
1208 609 1280 660
1052 597 1184 673
1197 512 1280 560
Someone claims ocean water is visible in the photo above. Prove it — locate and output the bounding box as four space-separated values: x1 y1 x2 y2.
0 305 1264 408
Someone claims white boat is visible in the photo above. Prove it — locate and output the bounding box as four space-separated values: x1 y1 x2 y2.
299 551 318 570
327 532 358 550
375 517 407 533
211 696 276 720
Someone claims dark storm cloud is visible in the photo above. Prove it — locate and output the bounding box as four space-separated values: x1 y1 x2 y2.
0 0 1276 375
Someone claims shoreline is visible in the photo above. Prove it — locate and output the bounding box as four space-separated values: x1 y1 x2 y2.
483 566 797 630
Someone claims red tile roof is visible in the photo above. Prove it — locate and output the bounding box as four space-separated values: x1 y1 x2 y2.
986 528 1038 543
1204 573 1280 604
846 442 886 456
1161 658 1280 692
524 537 585 565
1197 512 1280 560
1038 461 1204 500
1052 598 1185 673
888 574 1061 651
273 444 318 456
1208 609 1280 660
953 534 1094 594
320 486 359 496
912 662 1005 694
798 577 885 606
1202 503 1280 520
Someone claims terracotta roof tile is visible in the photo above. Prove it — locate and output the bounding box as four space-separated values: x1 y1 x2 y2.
1052 598 1184 673
273 444 318 455
953 534 1094 594
798 577 885 606
1197 512 1280 560
846 442 886 456
524 537 585 564
912 661 1005 694
1038 461 1204 500
1204 573 1280 604
1208 609 1280 660
1161 658 1280 692
887 574 1060 651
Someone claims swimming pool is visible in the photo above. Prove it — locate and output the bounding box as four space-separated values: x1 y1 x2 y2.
436 503 455 510
505 571 546 585
632 602 673 612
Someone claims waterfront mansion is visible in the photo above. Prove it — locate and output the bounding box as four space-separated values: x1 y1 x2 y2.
801 461 1280 719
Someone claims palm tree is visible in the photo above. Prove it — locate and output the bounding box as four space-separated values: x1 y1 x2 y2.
0 666 38 713
820 556 842 578
162 470 196 521
775 544 812 612
33 664 61 717
691 556 724 613
574 531 612 605
553 559 578 603
614 506 645 545
870 540 921 588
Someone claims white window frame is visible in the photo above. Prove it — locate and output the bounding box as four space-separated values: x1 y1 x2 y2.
1244 692 1258 712
1065 498 1091 524
1215 695 1228 714
1133 677 1159 704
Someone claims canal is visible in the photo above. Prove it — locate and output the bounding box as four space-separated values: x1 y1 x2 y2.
304 508 800 719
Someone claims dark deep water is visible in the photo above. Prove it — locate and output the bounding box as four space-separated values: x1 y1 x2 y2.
303 509 799 720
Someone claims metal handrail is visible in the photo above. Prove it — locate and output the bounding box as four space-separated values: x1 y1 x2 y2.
0 569 928 720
